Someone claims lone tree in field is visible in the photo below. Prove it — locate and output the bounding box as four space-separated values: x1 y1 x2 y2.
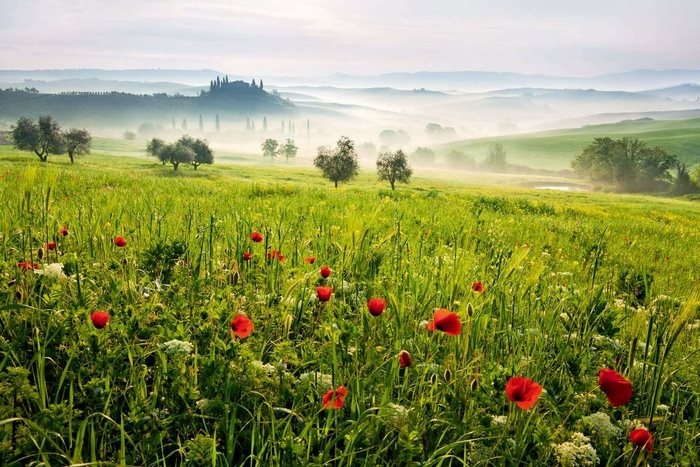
63 128 91 164
178 135 214 169
261 138 279 159
11 115 64 162
146 138 166 164
160 142 195 171
314 136 359 188
377 149 412 190
281 139 298 161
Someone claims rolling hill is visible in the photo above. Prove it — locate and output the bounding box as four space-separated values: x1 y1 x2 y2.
437 117 700 170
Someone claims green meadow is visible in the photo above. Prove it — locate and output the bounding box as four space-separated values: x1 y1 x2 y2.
1 143 699 465
438 117 700 170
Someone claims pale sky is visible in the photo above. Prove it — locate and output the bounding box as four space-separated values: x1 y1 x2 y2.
1 0 699 76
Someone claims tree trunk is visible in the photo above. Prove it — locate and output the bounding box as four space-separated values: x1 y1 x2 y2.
193 163 198 170
390 180 395 190
35 150 47 162
334 180 338 188
173 162 179 171
69 152 74 164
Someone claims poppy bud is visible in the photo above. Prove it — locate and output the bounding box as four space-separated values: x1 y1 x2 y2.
320 265 332 278
429 374 438 385
37 247 44 260
60 227 69 237
467 303 474 317
470 378 478 391
444 369 452 382
90 311 110 329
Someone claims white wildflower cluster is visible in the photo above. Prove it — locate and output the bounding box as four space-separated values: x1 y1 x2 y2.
416 363 441 374
608 299 627 312
34 263 66 280
580 412 622 440
491 415 508 426
382 403 410 430
195 398 211 411
298 371 334 390
656 404 670 414
250 360 277 376
621 419 647 431
552 433 600 467
159 339 194 357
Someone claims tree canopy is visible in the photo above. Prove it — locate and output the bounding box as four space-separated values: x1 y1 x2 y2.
377 149 413 190
178 135 214 169
314 136 360 188
63 128 92 164
11 115 64 162
261 138 279 159
281 139 298 161
572 137 679 192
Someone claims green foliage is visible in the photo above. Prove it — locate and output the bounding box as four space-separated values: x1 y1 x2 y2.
313 136 360 187
0 149 699 465
281 138 298 161
572 137 677 192
63 128 91 164
409 146 435 165
178 135 214 169
376 149 413 190
11 115 64 162
261 138 279 159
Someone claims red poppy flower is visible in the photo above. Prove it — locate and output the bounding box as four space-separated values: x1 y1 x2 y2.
471 281 484 293
59 226 69 237
598 368 633 407
305 256 316 264
316 286 333 302
243 252 252 261
322 385 348 409
230 314 254 339
425 308 462 335
266 249 284 261
629 428 653 453
505 376 542 410
320 265 332 278
114 237 126 247
45 241 56 251
367 298 386 316
398 350 413 368
250 231 263 243
16 261 40 271
90 311 110 329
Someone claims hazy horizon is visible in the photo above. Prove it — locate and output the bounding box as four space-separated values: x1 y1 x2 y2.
2 0 700 77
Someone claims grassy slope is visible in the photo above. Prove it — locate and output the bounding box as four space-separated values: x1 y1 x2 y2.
437 117 700 170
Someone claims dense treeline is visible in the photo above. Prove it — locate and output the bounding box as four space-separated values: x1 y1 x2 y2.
572 137 698 194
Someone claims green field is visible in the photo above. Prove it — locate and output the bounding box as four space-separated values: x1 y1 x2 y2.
1 145 699 465
438 117 700 170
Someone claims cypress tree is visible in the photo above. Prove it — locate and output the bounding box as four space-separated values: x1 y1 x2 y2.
215 115 220 132
199 114 203 131
263 116 268 131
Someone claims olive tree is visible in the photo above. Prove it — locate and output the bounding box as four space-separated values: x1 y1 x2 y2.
261 138 279 159
11 115 64 162
160 142 195 171
313 136 359 188
63 128 92 164
377 149 412 190
178 135 214 169
146 138 166 164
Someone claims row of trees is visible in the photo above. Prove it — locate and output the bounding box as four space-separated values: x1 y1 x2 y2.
572 137 697 193
146 136 214 171
261 138 298 161
313 137 413 190
11 116 91 163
